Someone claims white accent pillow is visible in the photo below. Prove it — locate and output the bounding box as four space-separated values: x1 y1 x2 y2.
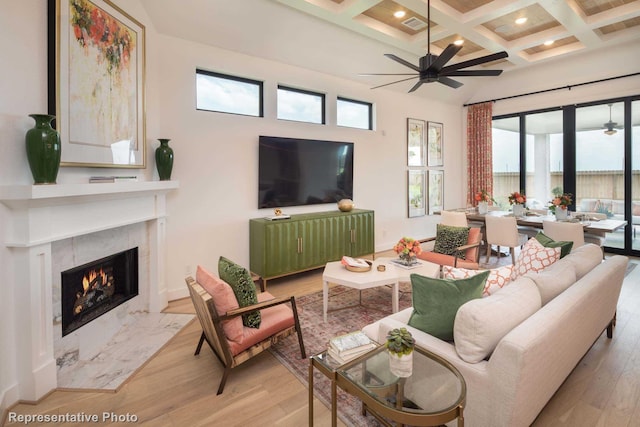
442 265 514 296
454 277 542 363
511 238 561 280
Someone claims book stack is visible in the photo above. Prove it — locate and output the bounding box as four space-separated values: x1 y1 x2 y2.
89 176 139 183
327 331 376 365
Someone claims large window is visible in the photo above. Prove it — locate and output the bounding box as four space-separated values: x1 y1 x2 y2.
196 69 263 117
492 116 520 208
277 86 325 124
337 97 372 130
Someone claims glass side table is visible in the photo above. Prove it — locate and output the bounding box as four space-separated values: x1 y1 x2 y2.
309 345 466 427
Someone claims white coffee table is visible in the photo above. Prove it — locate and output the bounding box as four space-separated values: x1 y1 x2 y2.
322 257 439 322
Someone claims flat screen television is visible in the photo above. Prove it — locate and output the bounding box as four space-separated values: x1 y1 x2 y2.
258 136 354 208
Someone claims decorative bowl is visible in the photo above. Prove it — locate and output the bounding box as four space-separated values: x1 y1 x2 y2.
345 260 372 272
338 199 355 212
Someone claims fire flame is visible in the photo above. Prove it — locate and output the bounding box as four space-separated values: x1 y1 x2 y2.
81 268 108 295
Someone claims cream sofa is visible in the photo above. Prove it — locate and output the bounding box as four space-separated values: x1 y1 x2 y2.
362 244 628 427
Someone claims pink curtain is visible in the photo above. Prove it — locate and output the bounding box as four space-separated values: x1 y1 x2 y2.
467 102 493 206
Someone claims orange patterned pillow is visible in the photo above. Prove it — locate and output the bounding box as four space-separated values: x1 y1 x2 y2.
442 265 514 296
511 238 560 280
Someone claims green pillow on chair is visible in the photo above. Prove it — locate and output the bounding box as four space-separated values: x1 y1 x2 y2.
218 256 261 328
408 271 489 341
535 231 573 259
433 224 470 259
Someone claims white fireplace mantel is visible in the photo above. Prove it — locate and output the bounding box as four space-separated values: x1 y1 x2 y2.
1 181 178 402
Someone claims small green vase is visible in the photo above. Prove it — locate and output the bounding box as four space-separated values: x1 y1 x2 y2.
25 114 61 184
155 139 174 181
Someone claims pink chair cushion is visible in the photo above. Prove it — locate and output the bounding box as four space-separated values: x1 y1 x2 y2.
196 265 243 344
465 227 481 261
227 292 295 356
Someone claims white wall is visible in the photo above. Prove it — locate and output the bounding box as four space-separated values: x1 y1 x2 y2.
0 0 464 411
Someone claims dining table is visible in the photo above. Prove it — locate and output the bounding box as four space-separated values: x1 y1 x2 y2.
458 209 627 238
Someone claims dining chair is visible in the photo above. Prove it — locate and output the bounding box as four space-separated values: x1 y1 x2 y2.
485 215 529 264
441 211 468 227
542 220 585 248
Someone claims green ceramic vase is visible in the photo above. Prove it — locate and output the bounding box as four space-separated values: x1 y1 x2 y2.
25 114 61 184
155 139 174 181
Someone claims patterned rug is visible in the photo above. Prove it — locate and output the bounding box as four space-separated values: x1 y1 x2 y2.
270 283 413 427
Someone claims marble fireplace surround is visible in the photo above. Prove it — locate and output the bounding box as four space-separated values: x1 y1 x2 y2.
0 181 178 402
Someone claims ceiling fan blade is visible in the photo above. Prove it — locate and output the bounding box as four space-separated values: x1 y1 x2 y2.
358 73 419 76
408 81 424 93
442 69 503 77
440 51 508 73
428 44 463 72
370 75 419 90
384 54 421 72
438 76 463 89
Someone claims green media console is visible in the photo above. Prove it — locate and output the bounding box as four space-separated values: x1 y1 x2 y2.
250 209 375 289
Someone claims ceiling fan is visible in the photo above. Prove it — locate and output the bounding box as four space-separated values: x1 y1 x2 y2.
603 104 622 135
361 0 508 91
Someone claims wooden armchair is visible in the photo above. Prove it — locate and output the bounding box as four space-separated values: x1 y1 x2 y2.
186 266 306 394
418 227 483 270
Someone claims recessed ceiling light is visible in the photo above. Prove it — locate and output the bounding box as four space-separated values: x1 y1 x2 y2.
394 10 406 18
454 39 464 46
544 40 554 46
515 17 528 25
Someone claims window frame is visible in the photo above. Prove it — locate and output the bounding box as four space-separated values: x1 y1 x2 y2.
277 85 326 124
337 96 373 130
195 69 264 117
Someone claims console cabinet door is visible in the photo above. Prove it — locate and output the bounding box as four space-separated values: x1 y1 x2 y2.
261 221 300 278
346 211 375 256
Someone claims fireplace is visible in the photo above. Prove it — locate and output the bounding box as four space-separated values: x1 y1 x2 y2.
61 247 139 337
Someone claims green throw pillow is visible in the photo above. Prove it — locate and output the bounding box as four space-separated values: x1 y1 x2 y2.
407 271 489 341
433 224 470 259
218 256 261 328
535 231 573 259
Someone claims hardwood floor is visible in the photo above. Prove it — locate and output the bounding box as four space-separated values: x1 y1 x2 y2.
3 253 640 427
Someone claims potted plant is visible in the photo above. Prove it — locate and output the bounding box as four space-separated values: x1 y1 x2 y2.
508 191 527 217
474 190 494 214
393 237 422 266
386 327 415 377
549 191 573 220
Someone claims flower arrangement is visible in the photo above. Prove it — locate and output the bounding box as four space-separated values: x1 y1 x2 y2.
549 193 573 213
474 190 493 204
508 191 527 205
393 237 422 264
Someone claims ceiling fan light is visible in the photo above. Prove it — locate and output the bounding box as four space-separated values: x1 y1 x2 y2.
394 10 406 18
515 17 528 25
605 129 617 136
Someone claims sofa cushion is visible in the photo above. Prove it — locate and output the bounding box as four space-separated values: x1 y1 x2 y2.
195 265 243 344
534 231 573 259
511 238 561 280
454 277 541 363
563 243 603 280
525 259 577 305
218 256 261 328
442 264 514 296
408 271 489 341
433 224 470 259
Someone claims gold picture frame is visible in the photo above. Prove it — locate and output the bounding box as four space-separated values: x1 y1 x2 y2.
50 0 146 168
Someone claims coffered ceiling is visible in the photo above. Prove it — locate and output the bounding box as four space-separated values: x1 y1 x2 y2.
276 0 640 78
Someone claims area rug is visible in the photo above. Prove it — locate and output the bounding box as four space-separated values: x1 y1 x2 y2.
270 283 413 427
